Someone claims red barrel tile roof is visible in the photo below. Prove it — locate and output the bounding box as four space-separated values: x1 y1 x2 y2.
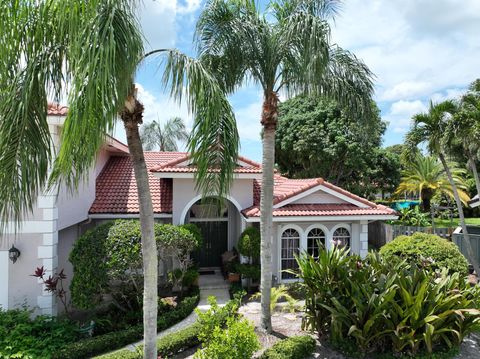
47 103 68 116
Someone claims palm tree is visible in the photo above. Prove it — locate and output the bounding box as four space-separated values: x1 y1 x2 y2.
446 79 480 196
193 0 374 332
141 117 189 151
406 100 480 275
395 155 469 212
0 2 236 358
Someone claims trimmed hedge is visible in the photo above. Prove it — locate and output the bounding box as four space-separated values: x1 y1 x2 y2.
260 336 316 359
98 323 201 358
53 292 199 359
380 232 469 275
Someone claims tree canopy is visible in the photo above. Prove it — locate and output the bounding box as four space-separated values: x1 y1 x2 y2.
275 95 396 197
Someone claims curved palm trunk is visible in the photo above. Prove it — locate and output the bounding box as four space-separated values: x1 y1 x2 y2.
121 94 158 359
439 152 480 275
260 92 279 333
467 149 480 197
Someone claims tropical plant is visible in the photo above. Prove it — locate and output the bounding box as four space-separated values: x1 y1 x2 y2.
395 205 431 227
251 285 298 313
259 335 316 359
0 2 236 357
140 117 189 151
406 100 479 275
295 246 480 355
194 0 374 331
380 232 469 275
394 155 469 212
237 226 261 263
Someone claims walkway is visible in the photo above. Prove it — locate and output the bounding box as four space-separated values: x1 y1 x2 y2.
96 271 230 357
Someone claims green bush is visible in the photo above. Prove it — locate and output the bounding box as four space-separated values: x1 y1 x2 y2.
194 317 259 359
236 263 260 281
394 206 431 226
259 335 316 359
53 291 199 359
181 223 203 248
380 232 469 275
296 247 480 356
0 309 78 358
237 226 261 262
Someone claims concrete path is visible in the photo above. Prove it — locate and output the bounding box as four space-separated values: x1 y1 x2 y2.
95 271 230 357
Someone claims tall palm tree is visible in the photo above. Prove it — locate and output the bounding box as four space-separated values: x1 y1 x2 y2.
446 79 480 196
395 155 469 212
141 117 189 151
0 1 237 358
406 100 480 275
193 0 374 332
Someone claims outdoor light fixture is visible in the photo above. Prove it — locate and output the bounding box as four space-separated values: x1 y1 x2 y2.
8 245 20 264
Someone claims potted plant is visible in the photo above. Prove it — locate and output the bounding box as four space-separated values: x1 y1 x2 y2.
227 262 240 283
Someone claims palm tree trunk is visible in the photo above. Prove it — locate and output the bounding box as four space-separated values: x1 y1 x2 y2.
439 152 480 275
259 91 279 333
467 149 480 197
121 94 158 359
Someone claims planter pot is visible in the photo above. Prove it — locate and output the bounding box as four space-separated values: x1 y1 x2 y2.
228 273 240 283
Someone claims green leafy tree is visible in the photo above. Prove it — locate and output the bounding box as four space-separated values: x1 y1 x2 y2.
0 2 235 357
406 101 479 275
193 0 375 330
395 154 469 212
276 95 391 197
140 117 189 151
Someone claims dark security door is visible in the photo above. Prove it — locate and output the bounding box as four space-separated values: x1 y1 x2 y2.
193 221 228 268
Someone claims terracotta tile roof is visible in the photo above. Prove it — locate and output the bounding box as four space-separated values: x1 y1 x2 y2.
243 203 396 217
151 154 263 174
89 152 186 214
47 103 68 116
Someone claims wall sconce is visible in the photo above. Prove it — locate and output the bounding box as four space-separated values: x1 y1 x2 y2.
8 245 20 264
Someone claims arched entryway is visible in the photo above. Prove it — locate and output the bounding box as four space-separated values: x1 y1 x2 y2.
184 197 241 269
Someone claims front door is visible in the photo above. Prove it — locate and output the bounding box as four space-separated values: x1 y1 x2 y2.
193 221 228 268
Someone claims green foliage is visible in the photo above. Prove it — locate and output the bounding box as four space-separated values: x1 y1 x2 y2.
54 292 199 359
194 316 259 359
236 263 261 281
296 247 480 356
380 232 469 275
251 285 298 313
275 96 390 197
0 309 78 359
237 226 261 261
259 335 316 359
69 222 112 309
140 117 189 151
394 206 431 227
181 223 203 248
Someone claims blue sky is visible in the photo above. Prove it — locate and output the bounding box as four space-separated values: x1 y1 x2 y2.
118 0 480 162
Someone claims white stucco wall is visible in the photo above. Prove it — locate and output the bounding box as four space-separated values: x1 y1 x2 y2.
172 178 254 225
292 191 349 205
56 149 110 230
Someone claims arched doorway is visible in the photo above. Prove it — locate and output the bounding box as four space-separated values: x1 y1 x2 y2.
185 198 241 269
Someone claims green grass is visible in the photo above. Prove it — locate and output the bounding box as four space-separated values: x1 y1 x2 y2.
433 218 480 228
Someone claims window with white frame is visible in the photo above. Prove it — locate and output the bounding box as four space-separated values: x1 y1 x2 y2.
281 228 300 279
332 227 350 249
307 227 325 259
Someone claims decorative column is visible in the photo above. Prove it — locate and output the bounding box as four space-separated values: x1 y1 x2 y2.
359 220 369 259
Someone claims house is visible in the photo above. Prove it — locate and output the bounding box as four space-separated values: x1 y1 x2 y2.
0 106 397 316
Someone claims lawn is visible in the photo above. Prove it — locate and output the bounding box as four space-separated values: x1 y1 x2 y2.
433 217 480 228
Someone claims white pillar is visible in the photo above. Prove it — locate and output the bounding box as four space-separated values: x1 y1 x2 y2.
359 220 369 259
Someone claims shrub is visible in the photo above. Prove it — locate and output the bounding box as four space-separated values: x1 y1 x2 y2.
259 335 316 359
380 232 469 275
0 309 78 358
394 206 431 226
237 226 261 262
296 247 480 356
181 223 203 248
251 285 298 313
194 317 259 359
53 291 199 359
236 263 260 281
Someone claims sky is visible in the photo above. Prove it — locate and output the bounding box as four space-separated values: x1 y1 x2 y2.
118 0 480 162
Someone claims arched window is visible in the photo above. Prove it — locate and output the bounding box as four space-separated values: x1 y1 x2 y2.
307 228 325 259
281 228 300 279
333 227 350 249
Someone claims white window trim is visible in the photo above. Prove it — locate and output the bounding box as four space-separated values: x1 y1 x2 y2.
305 224 328 256
278 224 303 281
0 251 9 310
331 224 352 249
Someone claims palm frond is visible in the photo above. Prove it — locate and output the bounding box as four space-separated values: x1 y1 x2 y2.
160 49 239 198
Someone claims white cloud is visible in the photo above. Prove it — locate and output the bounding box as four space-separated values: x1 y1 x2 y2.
390 100 426 117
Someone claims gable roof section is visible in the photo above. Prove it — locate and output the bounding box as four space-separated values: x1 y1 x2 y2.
89 152 183 214
47 103 68 116
246 176 396 218
150 154 263 174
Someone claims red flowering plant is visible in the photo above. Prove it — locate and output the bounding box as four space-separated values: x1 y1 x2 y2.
32 266 70 315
